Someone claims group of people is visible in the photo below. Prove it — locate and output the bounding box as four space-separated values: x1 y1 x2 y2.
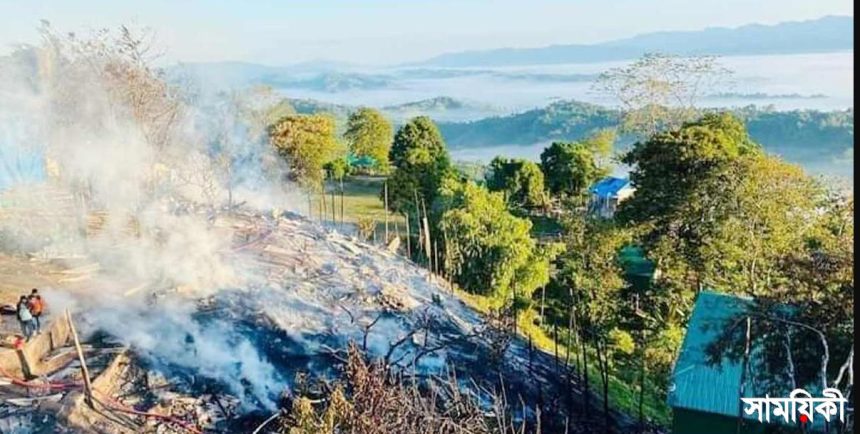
16 288 45 342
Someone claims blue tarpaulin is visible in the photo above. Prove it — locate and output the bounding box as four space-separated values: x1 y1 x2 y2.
0 142 46 191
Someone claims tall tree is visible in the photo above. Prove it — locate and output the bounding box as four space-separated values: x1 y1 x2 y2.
343 107 393 173
701 154 823 295
539 130 614 202
617 113 761 293
595 53 731 137
557 213 632 429
386 116 453 214
485 157 548 210
269 114 342 189
707 196 853 414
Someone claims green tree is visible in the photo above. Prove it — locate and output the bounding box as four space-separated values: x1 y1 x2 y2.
617 113 761 294
485 157 548 210
618 112 842 417
437 179 560 304
343 107 393 173
621 113 827 300
539 130 614 202
386 116 453 214
701 154 823 295
269 114 342 189
707 196 853 406
324 157 350 182
556 214 632 429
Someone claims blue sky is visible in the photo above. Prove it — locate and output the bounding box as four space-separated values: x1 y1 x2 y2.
0 0 853 65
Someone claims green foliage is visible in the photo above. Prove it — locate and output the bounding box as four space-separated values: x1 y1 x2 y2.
735 197 854 392
609 328 636 356
438 179 559 304
539 130 614 200
485 157 548 209
438 102 852 178
737 107 854 170
619 112 827 297
324 157 350 181
700 154 824 294
618 113 761 276
558 215 632 337
282 96 853 178
439 100 621 147
644 323 685 374
270 114 342 189
344 107 393 173
615 112 849 408
386 116 453 214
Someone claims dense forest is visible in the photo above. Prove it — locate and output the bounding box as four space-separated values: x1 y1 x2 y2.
438 101 623 147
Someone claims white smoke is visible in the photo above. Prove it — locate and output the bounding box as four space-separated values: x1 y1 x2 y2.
0 24 482 414
0 24 299 409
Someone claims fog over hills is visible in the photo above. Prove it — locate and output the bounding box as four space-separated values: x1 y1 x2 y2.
282 96 854 180
161 15 853 180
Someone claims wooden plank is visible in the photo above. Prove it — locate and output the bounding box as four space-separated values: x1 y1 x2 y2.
6 393 63 406
66 309 93 408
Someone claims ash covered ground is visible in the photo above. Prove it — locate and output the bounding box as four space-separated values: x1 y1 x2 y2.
74 207 605 430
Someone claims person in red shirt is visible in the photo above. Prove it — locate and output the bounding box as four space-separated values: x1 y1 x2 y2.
27 288 45 335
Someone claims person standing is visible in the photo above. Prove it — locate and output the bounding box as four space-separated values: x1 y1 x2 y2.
16 295 34 342
28 289 45 335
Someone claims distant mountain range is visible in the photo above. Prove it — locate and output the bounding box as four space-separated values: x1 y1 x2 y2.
706 92 828 100
166 16 852 94
419 15 853 67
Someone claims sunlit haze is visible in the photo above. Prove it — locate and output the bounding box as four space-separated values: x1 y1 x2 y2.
0 0 853 65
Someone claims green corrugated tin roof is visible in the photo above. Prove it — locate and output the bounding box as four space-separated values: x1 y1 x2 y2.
668 291 830 431
668 291 753 417
618 245 655 278
346 154 377 168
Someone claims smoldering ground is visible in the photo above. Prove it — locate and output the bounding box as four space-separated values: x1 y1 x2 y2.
0 25 305 410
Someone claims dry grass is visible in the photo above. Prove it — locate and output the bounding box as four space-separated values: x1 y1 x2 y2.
274 343 536 434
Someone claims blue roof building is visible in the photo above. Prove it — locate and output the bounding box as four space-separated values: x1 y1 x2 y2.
587 176 635 218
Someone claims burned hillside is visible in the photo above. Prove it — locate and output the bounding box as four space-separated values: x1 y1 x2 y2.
0 192 634 433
